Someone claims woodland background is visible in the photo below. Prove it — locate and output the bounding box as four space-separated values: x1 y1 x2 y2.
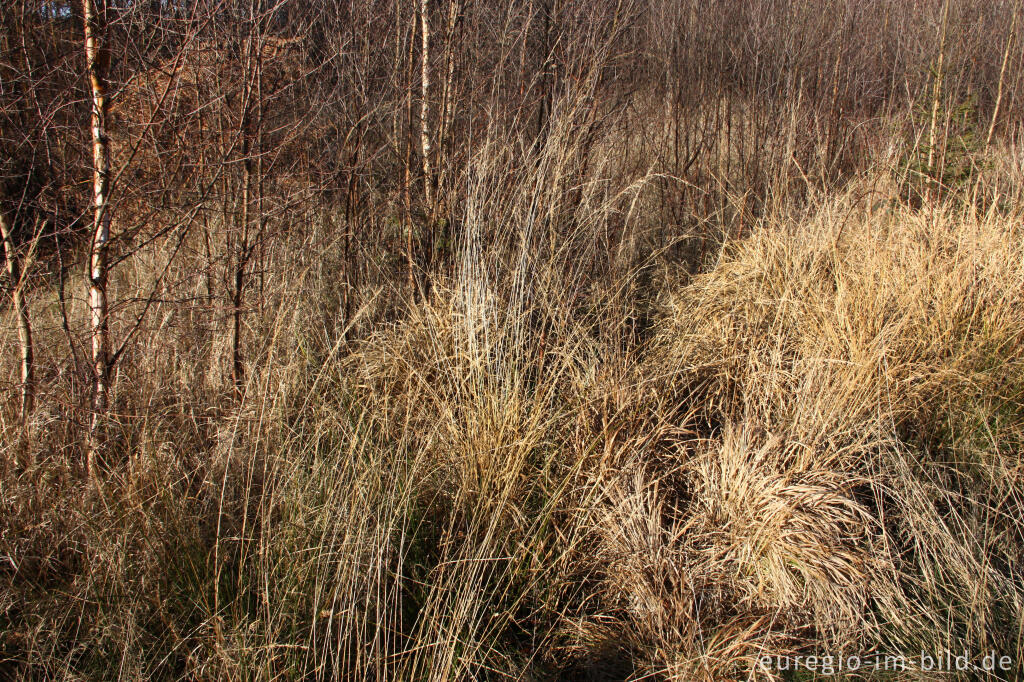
2 0 1024 679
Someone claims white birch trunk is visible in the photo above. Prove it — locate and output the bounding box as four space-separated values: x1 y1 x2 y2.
84 0 111 477
419 0 434 214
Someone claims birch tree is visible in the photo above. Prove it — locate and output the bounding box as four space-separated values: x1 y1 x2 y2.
419 0 434 218
84 0 112 476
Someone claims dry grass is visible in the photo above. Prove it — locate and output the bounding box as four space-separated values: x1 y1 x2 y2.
2 118 1024 680
4 1 1024 678
632 188 1024 677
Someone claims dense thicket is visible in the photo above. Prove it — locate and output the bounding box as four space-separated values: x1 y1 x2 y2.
2 0 1023 679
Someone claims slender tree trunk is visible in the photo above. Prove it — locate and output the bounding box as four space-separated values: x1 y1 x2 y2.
0 211 33 421
230 26 260 397
437 0 460 202
230 237 245 394
84 0 112 477
537 0 554 146
439 0 459 149
985 4 1018 150
231 124 251 396
419 0 434 214
418 0 438 300
926 0 950 202
404 5 418 299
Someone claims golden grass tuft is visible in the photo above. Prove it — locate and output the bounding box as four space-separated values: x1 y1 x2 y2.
631 190 1024 676
3 161 1024 678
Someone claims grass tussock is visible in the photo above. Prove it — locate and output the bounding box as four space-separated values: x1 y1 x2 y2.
638 195 1024 675
3 162 1024 679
